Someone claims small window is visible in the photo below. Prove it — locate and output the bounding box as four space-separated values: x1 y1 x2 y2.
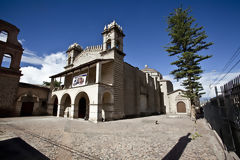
1 54 12 68
116 41 120 49
68 57 71 65
0 31 8 42
107 41 111 50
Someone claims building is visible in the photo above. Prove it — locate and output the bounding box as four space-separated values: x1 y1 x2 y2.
0 19 49 117
0 19 190 121
47 21 191 122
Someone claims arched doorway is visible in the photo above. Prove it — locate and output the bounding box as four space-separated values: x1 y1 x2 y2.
177 101 186 113
21 102 34 116
19 94 39 116
79 97 86 118
53 97 58 116
60 94 71 117
74 92 89 119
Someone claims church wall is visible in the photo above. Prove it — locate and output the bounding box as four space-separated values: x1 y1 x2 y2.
123 63 137 116
168 91 191 115
101 61 113 85
112 52 124 119
123 63 161 117
73 49 115 68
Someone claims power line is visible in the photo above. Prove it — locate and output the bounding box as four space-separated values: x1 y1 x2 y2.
221 47 240 72
211 47 240 86
214 57 240 85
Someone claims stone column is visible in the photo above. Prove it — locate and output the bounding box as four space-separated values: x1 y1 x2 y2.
57 104 61 117
96 62 102 83
89 104 102 123
50 78 54 90
70 104 75 119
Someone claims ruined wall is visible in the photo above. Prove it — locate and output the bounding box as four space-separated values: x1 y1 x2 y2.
16 83 50 116
0 75 20 116
0 20 23 117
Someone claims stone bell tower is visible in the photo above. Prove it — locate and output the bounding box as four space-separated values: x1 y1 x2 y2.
0 19 23 116
64 43 83 69
102 20 125 52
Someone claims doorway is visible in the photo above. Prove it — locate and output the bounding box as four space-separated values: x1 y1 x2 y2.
20 102 34 116
53 98 58 116
177 101 186 113
78 97 86 118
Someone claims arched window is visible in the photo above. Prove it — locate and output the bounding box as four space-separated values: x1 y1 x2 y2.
106 40 111 50
1 54 12 68
0 31 8 42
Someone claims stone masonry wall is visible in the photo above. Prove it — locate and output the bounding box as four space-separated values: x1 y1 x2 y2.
112 52 124 119
0 75 19 116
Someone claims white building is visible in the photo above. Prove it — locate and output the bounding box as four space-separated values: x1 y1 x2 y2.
47 21 191 122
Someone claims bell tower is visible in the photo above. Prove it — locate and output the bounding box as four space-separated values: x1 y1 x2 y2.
102 20 125 52
0 19 23 116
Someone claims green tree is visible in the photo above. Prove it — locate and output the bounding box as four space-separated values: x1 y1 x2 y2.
166 7 213 117
43 80 61 87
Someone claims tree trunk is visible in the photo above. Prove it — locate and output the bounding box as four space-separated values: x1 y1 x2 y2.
191 105 196 120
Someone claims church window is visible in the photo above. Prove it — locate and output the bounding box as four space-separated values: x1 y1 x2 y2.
116 41 120 49
68 57 71 65
1 54 12 68
107 40 111 50
0 31 8 42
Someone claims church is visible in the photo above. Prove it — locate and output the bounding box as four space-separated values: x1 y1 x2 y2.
47 21 191 122
0 20 191 122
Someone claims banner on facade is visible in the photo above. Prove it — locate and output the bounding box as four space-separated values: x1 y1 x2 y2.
72 73 87 87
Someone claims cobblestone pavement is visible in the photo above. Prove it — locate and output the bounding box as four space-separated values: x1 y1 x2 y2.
0 116 225 160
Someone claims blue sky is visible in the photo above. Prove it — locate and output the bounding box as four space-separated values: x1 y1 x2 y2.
1 0 240 98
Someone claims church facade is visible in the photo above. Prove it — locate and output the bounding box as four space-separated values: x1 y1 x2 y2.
47 21 191 122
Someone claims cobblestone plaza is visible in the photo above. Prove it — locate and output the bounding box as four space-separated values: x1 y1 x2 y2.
0 116 224 160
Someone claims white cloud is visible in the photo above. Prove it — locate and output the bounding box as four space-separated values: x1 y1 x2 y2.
23 48 36 56
20 51 67 84
18 39 25 45
163 71 240 99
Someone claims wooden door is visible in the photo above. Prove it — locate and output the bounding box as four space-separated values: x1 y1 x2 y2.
177 101 186 113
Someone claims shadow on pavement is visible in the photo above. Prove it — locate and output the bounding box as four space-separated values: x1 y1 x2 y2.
0 137 49 160
162 133 191 160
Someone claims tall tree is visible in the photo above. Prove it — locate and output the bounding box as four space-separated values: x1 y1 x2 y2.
166 7 213 116
43 80 61 87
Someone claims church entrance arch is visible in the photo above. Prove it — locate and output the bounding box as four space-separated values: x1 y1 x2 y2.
79 97 86 118
74 92 89 119
60 94 71 117
53 97 58 116
177 101 186 113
